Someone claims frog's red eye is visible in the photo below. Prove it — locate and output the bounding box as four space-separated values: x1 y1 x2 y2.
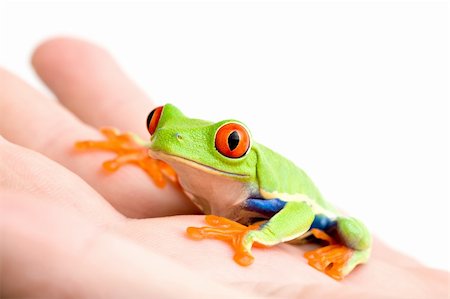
147 106 163 135
215 123 250 158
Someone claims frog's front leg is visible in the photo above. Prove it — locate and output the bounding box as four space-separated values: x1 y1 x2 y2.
187 200 315 266
75 128 177 187
187 215 265 265
239 201 315 264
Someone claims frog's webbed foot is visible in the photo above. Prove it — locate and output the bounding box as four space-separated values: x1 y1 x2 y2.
304 239 353 281
186 215 264 266
75 128 177 187
304 245 354 280
305 217 371 280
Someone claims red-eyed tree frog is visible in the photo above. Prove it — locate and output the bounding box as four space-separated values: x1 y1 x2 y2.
76 104 371 280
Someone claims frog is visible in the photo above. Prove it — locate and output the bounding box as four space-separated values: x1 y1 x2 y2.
75 103 371 280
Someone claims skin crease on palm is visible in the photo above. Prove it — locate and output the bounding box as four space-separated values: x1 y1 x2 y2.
0 38 448 299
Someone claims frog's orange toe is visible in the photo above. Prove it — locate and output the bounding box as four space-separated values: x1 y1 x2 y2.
99 127 120 137
102 152 147 171
186 227 206 240
186 216 247 243
74 140 94 150
304 244 353 280
204 215 247 229
234 251 254 266
102 160 121 171
187 216 259 266
75 128 178 188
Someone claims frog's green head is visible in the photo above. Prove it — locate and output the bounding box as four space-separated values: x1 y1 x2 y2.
147 104 257 181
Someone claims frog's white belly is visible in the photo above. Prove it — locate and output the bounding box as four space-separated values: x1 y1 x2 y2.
149 151 260 222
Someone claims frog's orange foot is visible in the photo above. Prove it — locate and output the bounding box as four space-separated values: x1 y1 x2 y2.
186 215 263 266
304 244 354 280
75 128 178 188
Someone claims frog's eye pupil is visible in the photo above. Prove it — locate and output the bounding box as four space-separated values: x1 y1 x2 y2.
215 123 250 159
228 131 240 151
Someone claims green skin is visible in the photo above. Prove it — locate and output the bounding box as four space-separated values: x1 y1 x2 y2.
147 104 371 276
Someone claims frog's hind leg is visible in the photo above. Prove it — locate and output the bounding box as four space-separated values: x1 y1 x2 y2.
305 217 372 280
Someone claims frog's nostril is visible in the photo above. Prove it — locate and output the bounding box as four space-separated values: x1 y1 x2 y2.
175 133 183 141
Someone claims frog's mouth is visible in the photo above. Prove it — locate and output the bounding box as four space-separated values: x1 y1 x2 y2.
148 149 249 178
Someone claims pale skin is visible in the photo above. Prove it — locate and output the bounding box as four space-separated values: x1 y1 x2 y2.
0 38 448 298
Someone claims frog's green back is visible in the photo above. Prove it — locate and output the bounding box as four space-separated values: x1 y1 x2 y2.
253 143 338 215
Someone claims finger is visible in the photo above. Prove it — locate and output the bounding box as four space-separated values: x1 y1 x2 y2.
0 192 243 299
0 68 196 218
32 37 152 138
0 135 121 225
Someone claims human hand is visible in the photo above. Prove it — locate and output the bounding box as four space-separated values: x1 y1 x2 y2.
1 38 448 298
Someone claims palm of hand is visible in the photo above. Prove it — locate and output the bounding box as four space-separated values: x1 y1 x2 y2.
0 38 447 298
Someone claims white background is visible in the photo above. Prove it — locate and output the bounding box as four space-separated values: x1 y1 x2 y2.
1 1 448 271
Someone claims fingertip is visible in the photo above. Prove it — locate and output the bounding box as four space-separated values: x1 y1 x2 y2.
31 36 112 80
31 36 153 136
